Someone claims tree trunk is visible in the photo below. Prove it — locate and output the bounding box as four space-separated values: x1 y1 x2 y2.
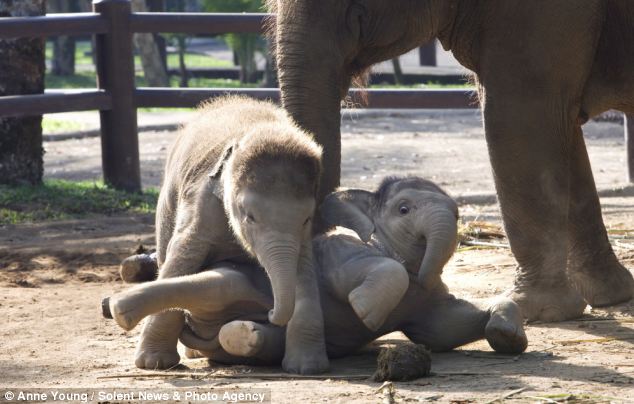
49 0 78 76
177 35 188 88
232 34 258 84
391 57 404 85
52 35 75 75
262 37 278 88
131 0 169 87
0 0 46 186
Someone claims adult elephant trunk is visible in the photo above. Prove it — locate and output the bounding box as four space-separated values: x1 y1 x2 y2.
274 2 347 203
254 232 301 326
417 196 459 286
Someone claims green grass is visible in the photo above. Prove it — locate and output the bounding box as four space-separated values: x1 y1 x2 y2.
41 116 87 133
46 40 231 70
45 69 249 90
45 71 98 89
0 179 158 225
165 52 232 69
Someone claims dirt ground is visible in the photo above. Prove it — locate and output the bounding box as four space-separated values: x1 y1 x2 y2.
1 110 634 403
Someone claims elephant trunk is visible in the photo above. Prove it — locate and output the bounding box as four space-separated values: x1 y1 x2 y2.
275 3 345 202
416 196 459 286
255 234 300 326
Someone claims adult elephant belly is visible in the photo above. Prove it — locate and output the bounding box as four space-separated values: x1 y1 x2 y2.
581 1 634 117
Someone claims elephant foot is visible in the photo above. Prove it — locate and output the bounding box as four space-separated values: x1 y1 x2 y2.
108 290 152 331
347 262 409 332
134 312 184 369
568 259 634 307
349 288 392 332
508 282 586 322
283 337 329 375
134 333 180 370
120 253 158 283
485 299 528 354
218 321 266 357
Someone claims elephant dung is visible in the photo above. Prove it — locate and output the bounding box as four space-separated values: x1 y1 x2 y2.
373 342 431 382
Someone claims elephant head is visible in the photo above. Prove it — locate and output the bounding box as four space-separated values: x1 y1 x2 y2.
320 176 458 287
267 0 457 198
211 125 322 326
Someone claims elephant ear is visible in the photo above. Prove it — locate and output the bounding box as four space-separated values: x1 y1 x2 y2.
208 142 236 200
320 189 375 242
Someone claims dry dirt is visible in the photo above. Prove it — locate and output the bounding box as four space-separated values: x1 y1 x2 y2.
1 110 634 403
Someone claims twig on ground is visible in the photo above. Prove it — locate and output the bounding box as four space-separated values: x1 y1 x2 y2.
555 335 634 345
483 387 527 404
376 381 396 404
562 316 634 323
461 351 520 359
524 396 558 403
98 371 371 381
460 240 510 249
432 371 501 376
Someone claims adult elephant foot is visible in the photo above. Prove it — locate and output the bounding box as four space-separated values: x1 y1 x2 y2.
508 279 586 322
566 124 634 308
568 258 634 307
485 299 527 354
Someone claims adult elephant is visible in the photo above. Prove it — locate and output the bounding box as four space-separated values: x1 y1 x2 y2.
266 0 634 322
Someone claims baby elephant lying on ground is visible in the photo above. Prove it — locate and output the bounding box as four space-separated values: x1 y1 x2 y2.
104 177 528 365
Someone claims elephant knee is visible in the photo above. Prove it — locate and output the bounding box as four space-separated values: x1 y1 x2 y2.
373 261 409 300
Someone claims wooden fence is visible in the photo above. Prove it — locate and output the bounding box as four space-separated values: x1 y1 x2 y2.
0 0 631 191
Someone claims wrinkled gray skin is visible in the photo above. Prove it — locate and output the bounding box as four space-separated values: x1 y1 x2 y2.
268 0 634 322
106 177 527 365
128 96 328 374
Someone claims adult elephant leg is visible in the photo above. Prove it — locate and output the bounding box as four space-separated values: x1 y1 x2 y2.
482 95 586 322
566 126 634 305
473 0 605 322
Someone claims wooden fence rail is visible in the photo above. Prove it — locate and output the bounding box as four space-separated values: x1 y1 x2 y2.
0 0 632 190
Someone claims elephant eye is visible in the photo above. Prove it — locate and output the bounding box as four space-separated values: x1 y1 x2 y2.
399 205 410 215
303 217 312 226
246 213 256 223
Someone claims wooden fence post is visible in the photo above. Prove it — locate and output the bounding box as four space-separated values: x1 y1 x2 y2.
93 0 141 192
626 113 634 183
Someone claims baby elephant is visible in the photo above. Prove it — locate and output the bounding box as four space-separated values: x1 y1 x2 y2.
105 176 527 367
116 96 328 374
